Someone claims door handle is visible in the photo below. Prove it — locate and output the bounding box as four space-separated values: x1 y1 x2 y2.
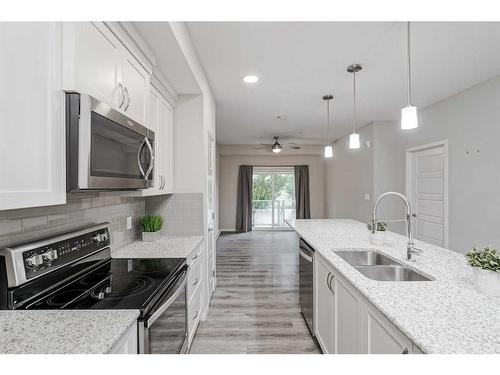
124 87 130 111
118 83 125 108
328 274 335 294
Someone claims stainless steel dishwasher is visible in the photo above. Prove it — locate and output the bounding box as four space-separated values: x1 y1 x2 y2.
298 238 314 335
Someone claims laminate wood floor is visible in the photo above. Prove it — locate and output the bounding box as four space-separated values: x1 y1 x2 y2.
189 230 320 354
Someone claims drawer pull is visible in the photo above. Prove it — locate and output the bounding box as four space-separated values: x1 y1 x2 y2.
192 254 199 261
192 278 199 287
192 310 199 320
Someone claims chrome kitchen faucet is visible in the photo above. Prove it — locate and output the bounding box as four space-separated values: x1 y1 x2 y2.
371 192 421 261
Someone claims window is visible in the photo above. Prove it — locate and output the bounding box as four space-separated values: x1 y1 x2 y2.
252 167 295 229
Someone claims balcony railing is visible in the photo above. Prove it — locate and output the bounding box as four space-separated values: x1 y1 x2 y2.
252 199 295 228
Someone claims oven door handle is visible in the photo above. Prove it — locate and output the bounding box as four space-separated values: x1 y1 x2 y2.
299 248 313 263
137 138 147 178
145 269 187 327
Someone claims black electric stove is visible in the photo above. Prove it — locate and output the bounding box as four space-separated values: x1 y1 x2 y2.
0 223 185 317
0 223 190 354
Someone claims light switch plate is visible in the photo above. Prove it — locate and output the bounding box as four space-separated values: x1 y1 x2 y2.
126 216 132 230
364 194 370 200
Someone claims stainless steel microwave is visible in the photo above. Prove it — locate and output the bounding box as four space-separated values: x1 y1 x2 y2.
66 93 154 192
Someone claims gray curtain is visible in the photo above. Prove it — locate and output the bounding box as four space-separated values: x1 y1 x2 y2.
294 165 311 219
236 165 253 231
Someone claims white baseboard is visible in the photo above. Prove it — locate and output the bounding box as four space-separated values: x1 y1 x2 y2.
219 228 236 232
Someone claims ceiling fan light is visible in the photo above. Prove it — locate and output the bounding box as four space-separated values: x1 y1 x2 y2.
349 133 360 149
401 105 418 130
324 144 333 158
272 143 282 153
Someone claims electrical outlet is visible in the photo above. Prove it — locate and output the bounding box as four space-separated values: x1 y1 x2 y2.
364 194 371 201
126 216 132 230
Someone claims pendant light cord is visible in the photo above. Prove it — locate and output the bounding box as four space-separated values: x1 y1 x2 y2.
353 71 357 134
327 98 331 144
407 21 412 106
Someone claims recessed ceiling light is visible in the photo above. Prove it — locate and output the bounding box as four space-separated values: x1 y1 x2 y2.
276 115 288 120
242 75 259 84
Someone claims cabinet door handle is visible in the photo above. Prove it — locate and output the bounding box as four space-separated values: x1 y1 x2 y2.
118 83 125 108
124 87 130 111
192 254 199 261
192 278 199 287
327 273 335 295
192 310 199 321
326 272 331 289
402 348 409 354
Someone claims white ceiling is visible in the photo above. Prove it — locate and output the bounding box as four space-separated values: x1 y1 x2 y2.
186 22 500 145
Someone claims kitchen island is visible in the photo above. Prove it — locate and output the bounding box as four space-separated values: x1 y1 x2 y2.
287 219 500 354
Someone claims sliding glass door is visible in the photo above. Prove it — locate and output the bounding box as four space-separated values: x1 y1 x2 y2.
252 167 295 230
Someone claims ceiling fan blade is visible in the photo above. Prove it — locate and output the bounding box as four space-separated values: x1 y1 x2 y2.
284 146 301 149
252 146 270 150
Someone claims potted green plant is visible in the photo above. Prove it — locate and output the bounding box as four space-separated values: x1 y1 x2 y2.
140 215 163 242
367 221 388 245
466 246 500 297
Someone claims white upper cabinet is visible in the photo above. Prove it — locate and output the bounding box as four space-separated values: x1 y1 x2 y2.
157 96 174 193
121 50 150 124
63 22 150 125
0 23 65 210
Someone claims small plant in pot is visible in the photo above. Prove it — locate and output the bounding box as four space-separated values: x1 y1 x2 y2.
367 221 388 245
140 215 163 242
466 246 500 297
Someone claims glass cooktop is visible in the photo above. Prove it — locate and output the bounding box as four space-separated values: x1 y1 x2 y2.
25 258 186 316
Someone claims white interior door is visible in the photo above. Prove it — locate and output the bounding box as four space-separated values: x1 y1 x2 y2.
407 143 448 247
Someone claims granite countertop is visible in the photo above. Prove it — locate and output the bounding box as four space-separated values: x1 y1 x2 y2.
287 219 500 354
112 235 203 259
0 310 139 354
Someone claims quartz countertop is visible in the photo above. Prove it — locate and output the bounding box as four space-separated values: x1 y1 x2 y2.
287 219 500 354
112 235 203 259
0 310 139 354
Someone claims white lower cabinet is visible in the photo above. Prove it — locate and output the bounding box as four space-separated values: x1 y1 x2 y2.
335 276 363 353
314 251 419 354
314 253 335 353
364 304 412 354
186 245 203 350
108 322 138 354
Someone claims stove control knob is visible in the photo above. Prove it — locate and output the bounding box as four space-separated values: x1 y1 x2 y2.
97 291 105 300
25 254 43 268
42 249 58 263
92 233 104 244
104 286 112 294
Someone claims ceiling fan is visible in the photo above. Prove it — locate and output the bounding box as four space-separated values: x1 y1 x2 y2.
253 136 301 153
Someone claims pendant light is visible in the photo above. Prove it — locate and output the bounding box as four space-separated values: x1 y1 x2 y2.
323 94 334 158
347 64 362 149
401 22 418 130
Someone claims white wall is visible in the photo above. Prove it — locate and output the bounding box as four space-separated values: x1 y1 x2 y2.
218 149 326 231
324 123 374 223
325 75 500 253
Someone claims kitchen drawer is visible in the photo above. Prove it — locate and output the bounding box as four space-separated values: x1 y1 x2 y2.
187 283 202 346
187 256 202 303
187 244 202 266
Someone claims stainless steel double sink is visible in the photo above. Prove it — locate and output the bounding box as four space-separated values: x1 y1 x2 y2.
334 250 432 281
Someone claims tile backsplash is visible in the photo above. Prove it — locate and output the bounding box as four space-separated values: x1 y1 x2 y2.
0 195 145 249
146 193 204 236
